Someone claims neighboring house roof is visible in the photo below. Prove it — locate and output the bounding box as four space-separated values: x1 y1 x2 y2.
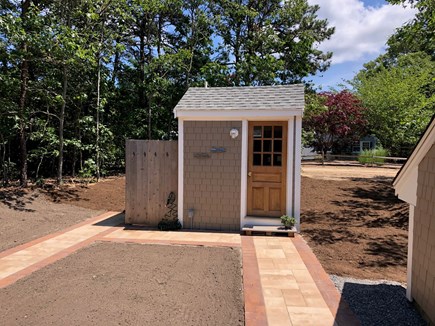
393 115 435 206
173 85 304 119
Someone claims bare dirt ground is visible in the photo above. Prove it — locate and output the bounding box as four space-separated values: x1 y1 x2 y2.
0 188 102 252
301 161 401 181
301 163 407 282
0 242 244 326
43 175 125 211
1 165 406 283
0 176 123 253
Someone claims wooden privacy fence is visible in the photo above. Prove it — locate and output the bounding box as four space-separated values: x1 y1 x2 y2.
125 140 178 226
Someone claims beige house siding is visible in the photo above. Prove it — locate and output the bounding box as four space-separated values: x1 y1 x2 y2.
413 143 435 324
183 121 242 231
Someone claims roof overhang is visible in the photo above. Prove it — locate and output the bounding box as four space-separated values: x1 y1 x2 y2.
393 116 435 206
173 85 305 120
174 108 303 120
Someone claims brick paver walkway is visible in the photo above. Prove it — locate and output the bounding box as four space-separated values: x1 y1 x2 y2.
0 213 358 325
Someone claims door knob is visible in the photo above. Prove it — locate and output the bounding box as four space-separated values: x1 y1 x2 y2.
248 172 252 177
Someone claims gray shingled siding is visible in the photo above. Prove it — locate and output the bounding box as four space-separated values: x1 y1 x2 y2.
412 143 435 325
174 85 304 112
183 121 242 231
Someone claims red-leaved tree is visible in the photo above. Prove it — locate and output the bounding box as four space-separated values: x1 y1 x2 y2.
304 91 367 157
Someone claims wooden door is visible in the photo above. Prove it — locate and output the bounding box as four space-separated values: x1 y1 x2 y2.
247 121 287 217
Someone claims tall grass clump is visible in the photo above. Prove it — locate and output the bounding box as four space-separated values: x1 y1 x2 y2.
358 147 389 165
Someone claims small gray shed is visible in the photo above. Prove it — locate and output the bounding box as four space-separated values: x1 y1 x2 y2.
173 85 305 231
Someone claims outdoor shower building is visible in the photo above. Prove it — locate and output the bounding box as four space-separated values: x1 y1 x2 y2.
174 85 304 231
393 115 435 324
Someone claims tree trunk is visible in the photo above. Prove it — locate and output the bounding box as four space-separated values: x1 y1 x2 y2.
71 150 76 178
148 98 152 140
57 5 72 185
96 55 101 181
146 16 153 140
138 19 146 127
72 104 82 178
36 154 44 180
95 17 106 182
18 58 29 187
18 1 32 187
6 141 11 185
1 136 6 186
57 64 67 185
111 38 121 86
18 120 27 187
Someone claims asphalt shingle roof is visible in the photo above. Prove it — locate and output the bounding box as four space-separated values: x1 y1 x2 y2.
174 85 304 112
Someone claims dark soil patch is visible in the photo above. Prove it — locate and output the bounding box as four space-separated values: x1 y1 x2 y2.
0 242 244 326
301 176 408 282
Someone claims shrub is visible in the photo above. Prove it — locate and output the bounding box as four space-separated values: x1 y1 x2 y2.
358 147 389 165
158 218 182 231
280 215 296 229
79 158 97 178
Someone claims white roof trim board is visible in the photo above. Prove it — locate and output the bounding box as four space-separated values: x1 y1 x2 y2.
393 116 435 206
174 85 304 118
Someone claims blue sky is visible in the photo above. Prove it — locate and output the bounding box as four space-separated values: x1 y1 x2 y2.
306 0 417 90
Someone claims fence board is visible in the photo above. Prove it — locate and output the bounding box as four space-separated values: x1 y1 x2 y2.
125 140 178 226
139 141 148 222
168 142 178 204
125 140 137 221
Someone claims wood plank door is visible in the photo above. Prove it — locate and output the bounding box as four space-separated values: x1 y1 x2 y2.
247 121 287 217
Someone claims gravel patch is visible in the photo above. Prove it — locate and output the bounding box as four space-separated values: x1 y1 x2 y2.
331 275 427 326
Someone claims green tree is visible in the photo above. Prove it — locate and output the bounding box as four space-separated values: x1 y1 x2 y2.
112 0 213 141
0 1 56 186
387 0 434 58
210 0 334 85
0 0 336 185
352 52 435 156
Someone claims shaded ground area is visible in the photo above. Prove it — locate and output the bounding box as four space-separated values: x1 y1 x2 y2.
301 166 408 282
0 188 102 252
42 176 125 211
0 242 244 326
0 176 122 252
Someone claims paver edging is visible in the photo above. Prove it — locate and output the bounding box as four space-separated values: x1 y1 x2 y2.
0 211 120 259
0 227 118 289
293 234 360 326
241 236 268 326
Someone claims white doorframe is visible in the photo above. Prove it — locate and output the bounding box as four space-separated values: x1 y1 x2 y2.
240 120 248 228
241 119 300 228
286 117 295 223
294 116 302 231
177 119 184 226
